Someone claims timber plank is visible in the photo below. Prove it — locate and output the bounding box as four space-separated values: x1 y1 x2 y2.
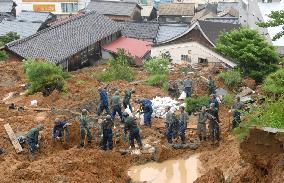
4 123 23 153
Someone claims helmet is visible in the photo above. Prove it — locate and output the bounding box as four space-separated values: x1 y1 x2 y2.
106 115 112 120
54 118 60 123
82 109 88 115
37 124 44 130
115 91 119 95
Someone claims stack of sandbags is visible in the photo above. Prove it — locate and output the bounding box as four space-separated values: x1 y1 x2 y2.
151 97 180 118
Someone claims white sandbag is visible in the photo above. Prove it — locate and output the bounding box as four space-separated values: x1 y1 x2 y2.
140 114 144 125
31 100 38 106
124 106 133 117
178 91 187 100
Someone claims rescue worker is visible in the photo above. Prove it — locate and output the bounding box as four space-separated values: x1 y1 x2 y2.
97 87 110 116
123 88 135 112
231 97 244 129
183 78 193 98
110 91 123 122
52 118 70 145
197 106 207 141
208 76 216 95
209 94 220 122
138 98 153 127
124 112 142 149
165 106 175 144
178 106 189 144
101 115 114 150
27 124 44 160
79 109 92 147
207 103 220 144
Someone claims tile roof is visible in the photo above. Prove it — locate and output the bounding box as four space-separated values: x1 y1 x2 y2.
103 37 152 58
121 21 159 41
0 0 14 13
217 2 239 13
156 24 189 43
205 17 239 24
0 12 14 22
16 11 54 22
0 20 42 38
159 3 195 16
85 1 140 17
6 11 121 64
198 20 240 44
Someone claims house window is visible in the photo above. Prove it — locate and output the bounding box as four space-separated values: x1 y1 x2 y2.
198 58 208 64
61 3 78 13
181 55 191 62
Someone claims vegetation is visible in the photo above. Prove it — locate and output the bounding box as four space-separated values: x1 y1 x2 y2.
185 96 209 115
257 10 284 41
218 70 242 89
0 32 20 61
144 56 170 75
0 51 8 61
23 59 70 94
235 99 284 141
263 69 284 97
145 74 167 87
216 27 279 83
95 50 135 82
222 94 235 107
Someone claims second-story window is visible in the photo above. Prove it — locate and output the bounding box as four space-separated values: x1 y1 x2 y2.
61 3 78 13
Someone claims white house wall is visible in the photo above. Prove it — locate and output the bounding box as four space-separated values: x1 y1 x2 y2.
151 42 236 67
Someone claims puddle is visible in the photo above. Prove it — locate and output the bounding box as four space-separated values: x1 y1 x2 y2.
128 154 202 183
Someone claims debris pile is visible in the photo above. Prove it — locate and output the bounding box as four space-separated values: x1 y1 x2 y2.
151 97 180 118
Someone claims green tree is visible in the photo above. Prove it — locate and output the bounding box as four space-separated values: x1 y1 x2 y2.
216 27 279 82
144 56 170 75
95 49 135 82
23 59 69 94
263 69 284 97
0 32 20 46
257 10 284 41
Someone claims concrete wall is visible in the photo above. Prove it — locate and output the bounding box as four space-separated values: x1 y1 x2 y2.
151 41 236 67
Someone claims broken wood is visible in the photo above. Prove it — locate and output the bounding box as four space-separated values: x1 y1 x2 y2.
23 107 51 111
4 123 23 153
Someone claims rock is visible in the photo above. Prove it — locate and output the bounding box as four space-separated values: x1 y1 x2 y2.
238 87 255 97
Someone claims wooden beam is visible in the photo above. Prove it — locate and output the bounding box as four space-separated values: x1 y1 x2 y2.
4 123 23 153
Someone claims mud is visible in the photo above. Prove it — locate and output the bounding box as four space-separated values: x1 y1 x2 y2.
128 154 202 183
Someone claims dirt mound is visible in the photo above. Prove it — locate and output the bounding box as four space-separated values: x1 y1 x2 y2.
194 167 225 183
238 128 284 183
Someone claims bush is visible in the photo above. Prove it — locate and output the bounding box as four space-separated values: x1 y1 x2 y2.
23 59 69 94
235 99 284 141
0 50 8 61
145 74 167 87
218 70 242 89
222 94 235 107
263 69 284 97
161 82 169 93
144 56 170 75
95 50 135 82
185 96 209 115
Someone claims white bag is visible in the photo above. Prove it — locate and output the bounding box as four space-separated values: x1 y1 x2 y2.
31 100 38 106
140 114 144 125
125 105 133 117
178 91 187 100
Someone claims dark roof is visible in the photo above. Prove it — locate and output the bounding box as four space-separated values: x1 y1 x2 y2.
198 20 240 44
121 21 159 41
156 24 189 43
0 12 14 22
217 2 239 13
0 0 15 13
6 11 121 64
159 3 195 16
86 1 141 17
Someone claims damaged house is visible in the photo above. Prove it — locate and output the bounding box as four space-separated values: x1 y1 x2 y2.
5 11 121 71
151 20 240 67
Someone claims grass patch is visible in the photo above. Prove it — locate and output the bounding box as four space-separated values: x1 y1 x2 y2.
185 96 209 115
